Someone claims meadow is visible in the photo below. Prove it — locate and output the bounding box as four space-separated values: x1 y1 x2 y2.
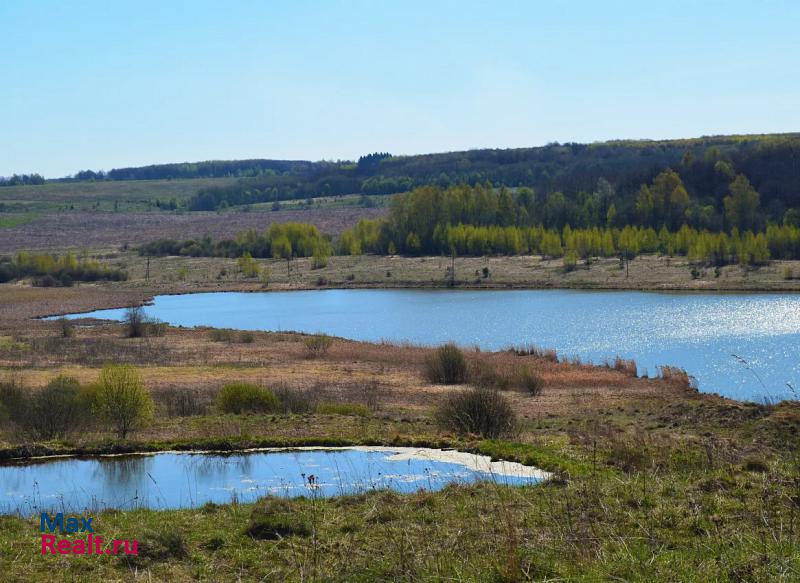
0 316 798 581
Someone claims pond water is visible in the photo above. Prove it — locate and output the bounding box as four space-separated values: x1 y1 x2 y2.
0 447 545 515
63 289 800 402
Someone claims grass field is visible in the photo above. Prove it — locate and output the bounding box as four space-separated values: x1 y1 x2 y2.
0 319 798 581
0 177 236 212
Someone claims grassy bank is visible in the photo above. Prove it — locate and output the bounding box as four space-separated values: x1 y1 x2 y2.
1 405 798 581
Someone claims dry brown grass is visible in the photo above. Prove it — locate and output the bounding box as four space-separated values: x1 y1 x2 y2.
0 207 386 253
1 319 695 420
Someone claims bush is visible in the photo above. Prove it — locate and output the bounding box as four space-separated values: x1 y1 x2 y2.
216 382 279 414
57 317 75 338
93 364 155 438
28 376 84 439
424 343 468 384
516 366 544 396
563 250 578 272
123 306 165 338
434 387 516 438
0 377 28 428
157 388 210 417
304 334 333 357
273 385 315 413
315 402 371 417
470 360 510 390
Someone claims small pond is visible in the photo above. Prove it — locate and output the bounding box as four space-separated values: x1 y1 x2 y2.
0 447 547 515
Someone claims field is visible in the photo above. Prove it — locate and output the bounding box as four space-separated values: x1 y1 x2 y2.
0 178 235 212
0 207 387 253
0 314 798 581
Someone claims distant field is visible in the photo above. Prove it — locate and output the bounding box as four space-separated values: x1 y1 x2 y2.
0 207 387 253
0 177 236 212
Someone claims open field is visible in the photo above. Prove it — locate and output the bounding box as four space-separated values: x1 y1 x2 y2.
0 207 387 253
0 178 236 212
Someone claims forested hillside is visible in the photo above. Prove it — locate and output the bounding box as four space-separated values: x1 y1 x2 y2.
182 134 800 225
14 134 799 228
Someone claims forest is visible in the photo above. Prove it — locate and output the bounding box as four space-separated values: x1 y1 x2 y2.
138 182 800 267
180 134 800 219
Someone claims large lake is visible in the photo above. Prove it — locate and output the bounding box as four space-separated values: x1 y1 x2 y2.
66 289 800 402
0 447 544 514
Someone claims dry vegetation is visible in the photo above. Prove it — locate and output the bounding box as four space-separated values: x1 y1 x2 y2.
0 207 387 253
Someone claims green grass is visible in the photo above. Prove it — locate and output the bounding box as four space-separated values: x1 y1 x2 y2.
0 177 236 212
2 446 798 581
0 213 38 228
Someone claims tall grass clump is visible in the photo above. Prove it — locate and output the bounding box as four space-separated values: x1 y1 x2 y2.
612 356 637 377
315 402 371 417
304 334 333 358
92 364 155 439
424 343 469 384
273 385 316 413
434 387 516 438
216 382 279 414
516 365 544 396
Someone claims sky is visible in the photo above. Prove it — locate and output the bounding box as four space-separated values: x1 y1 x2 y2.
1 0 799 177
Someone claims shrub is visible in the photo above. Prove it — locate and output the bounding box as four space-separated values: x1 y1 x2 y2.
516 366 544 396
28 376 83 439
216 382 279 414
157 388 210 417
470 360 509 390
93 364 155 438
304 334 333 357
563 250 578 272
315 402 371 417
434 387 516 438
273 385 315 413
123 306 165 338
0 377 28 428
209 328 234 342
424 343 468 384
613 357 638 377
57 317 75 338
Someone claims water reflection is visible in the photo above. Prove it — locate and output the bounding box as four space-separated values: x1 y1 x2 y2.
0 449 541 515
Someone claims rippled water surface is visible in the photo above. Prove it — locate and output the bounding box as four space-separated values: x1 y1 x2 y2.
0 448 541 514
67 289 800 401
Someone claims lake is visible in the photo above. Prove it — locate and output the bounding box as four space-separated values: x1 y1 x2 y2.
64 289 800 402
0 447 546 514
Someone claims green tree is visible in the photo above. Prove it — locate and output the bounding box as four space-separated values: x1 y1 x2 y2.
724 174 761 231
93 364 154 439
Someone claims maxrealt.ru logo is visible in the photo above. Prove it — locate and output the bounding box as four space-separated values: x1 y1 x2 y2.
40 513 138 556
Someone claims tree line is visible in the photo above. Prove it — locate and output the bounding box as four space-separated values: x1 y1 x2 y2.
0 252 128 286
136 195 800 269
179 134 800 222
139 222 333 268
0 173 45 186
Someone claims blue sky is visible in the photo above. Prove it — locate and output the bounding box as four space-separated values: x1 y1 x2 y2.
1 0 798 177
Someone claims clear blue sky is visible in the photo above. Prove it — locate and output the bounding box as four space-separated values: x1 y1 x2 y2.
1 0 798 177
